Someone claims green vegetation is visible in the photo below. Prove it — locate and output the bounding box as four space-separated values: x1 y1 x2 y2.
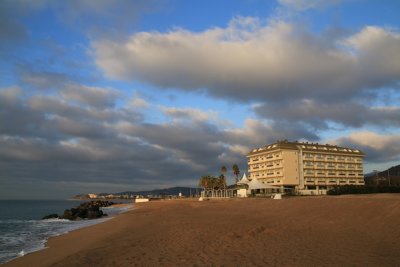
198 175 226 191
327 185 400 195
198 165 229 191
232 164 240 182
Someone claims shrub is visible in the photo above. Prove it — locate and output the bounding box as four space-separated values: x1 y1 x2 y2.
327 185 400 195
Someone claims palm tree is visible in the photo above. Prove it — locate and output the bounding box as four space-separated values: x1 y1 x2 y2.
198 175 211 190
232 164 240 182
221 166 227 177
220 166 227 197
218 174 227 197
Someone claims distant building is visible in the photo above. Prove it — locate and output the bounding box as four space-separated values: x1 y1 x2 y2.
247 140 365 195
87 193 98 199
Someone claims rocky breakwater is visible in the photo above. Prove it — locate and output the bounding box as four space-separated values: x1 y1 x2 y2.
42 200 115 220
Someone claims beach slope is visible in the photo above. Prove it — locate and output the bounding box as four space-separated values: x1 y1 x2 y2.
4 195 400 266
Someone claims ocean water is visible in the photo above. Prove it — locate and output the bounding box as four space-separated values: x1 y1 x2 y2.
0 200 133 264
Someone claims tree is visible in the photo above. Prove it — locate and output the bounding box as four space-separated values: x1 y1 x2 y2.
218 174 227 189
232 164 240 182
221 166 227 177
198 175 211 190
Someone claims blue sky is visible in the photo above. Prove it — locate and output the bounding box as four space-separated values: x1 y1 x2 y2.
1 0 400 199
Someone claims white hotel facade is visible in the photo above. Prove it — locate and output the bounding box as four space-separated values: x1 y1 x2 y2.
247 140 365 195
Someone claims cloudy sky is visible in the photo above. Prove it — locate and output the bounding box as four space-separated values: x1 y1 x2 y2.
1 0 400 199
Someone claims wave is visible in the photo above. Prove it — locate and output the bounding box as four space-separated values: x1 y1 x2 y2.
0 204 133 265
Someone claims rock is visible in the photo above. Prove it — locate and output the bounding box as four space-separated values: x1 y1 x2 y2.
87 206 103 219
47 200 116 221
42 214 59 220
61 209 76 220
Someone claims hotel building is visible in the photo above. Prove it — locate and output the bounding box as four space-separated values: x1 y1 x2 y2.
247 140 365 194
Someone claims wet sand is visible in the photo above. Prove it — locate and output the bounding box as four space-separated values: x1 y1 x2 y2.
3 194 400 267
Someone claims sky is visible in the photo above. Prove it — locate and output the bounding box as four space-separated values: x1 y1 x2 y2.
1 0 400 199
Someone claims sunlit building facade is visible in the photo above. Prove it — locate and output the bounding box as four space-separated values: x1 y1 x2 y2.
247 140 365 195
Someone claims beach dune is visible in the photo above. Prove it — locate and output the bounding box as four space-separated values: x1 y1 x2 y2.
4 195 400 266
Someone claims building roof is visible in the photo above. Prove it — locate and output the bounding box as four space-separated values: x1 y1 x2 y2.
237 173 250 185
247 140 365 157
247 178 280 190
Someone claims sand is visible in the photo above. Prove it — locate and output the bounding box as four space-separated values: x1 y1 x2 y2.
3 194 400 267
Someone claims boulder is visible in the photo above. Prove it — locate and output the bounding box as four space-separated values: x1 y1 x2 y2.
42 214 59 220
45 200 115 221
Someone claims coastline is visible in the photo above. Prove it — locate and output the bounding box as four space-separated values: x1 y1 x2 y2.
1 202 133 266
3 195 400 267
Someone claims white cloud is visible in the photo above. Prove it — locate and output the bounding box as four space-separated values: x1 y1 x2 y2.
93 18 400 103
161 107 219 123
334 131 400 163
60 84 120 109
128 97 149 109
92 18 400 130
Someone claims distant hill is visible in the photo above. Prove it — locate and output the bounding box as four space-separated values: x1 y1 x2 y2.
365 164 400 185
116 186 201 197
74 186 202 199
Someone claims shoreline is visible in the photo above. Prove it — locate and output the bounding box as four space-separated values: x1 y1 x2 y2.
3 195 400 266
1 202 133 266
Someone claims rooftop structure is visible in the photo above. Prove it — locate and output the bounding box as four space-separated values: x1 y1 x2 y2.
247 140 365 195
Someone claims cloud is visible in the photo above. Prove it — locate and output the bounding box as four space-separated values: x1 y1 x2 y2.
2 82 400 198
335 131 400 163
57 0 166 37
19 69 68 90
93 18 400 130
0 85 261 197
128 97 149 109
254 101 400 129
161 107 220 123
60 84 120 109
0 0 47 44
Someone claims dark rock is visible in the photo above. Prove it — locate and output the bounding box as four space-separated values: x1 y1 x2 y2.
62 209 76 220
54 200 115 221
42 214 59 220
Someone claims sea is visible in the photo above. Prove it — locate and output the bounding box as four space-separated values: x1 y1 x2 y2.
0 199 133 264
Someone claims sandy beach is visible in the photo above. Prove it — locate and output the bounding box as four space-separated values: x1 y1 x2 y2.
3 194 400 267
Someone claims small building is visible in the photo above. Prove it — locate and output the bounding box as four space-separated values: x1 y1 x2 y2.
236 173 283 197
